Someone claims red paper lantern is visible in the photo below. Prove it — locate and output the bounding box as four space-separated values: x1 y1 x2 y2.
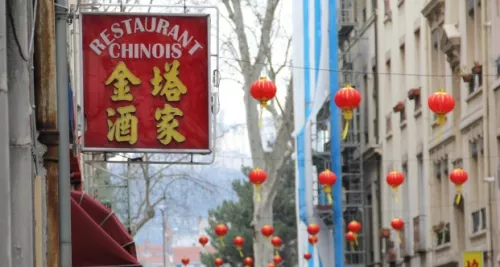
273 255 283 264
250 76 277 125
198 235 209 247
334 85 362 140
261 225 275 238
347 220 361 233
243 257 254 266
181 257 190 265
308 235 318 245
268 264 276 267
271 236 282 256
391 218 405 230
271 236 282 247
318 170 337 204
345 231 356 251
307 223 320 236
428 90 455 126
233 236 245 257
249 168 267 202
214 258 224 266
391 217 405 244
303 252 312 260
449 168 468 204
215 224 228 246
386 170 405 203
347 220 361 246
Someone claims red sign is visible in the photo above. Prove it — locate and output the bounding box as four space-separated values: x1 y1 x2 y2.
80 13 210 153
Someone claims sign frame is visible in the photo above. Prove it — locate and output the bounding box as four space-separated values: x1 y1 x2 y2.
77 11 214 155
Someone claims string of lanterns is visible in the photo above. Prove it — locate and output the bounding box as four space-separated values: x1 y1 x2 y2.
187 79 466 264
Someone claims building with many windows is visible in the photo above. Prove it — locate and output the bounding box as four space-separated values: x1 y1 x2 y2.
377 0 499 266
294 0 500 266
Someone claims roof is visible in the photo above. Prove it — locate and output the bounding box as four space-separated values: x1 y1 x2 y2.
72 191 140 266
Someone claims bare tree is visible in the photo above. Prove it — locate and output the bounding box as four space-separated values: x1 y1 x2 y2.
107 154 218 236
220 0 294 265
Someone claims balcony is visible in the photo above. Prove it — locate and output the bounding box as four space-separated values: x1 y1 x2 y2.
413 215 428 253
338 0 355 44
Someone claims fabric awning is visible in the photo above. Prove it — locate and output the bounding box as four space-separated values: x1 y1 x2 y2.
72 191 141 267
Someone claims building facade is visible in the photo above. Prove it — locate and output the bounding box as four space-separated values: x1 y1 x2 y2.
295 0 500 266
376 0 500 266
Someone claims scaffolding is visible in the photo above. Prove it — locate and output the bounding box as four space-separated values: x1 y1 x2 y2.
341 112 366 266
338 1 371 264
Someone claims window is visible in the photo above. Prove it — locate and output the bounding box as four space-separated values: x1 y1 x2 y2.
468 73 483 94
363 74 369 144
414 94 421 110
362 0 367 22
480 208 487 230
417 156 424 213
414 30 421 85
384 0 391 15
434 162 441 179
496 57 500 77
436 223 451 245
471 208 488 233
386 61 391 91
386 113 392 134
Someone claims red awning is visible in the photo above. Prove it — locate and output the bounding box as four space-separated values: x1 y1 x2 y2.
72 191 141 267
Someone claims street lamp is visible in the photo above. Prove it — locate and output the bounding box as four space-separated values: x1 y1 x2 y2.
158 205 167 267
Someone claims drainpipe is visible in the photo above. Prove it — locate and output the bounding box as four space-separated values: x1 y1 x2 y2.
480 0 495 264
373 1 379 145
34 0 59 266
0 0 12 265
372 2 382 265
55 0 72 265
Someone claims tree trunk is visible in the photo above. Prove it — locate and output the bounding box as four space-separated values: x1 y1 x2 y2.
252 195 274 266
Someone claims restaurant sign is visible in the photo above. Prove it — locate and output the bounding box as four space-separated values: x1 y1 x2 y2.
80 13 211 153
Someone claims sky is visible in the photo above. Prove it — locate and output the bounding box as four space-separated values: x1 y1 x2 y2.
81 0 294 241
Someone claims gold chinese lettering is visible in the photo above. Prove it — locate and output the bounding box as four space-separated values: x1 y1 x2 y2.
105 61 142 101
155 104 185 145
150 60 187 102
107 105 139 144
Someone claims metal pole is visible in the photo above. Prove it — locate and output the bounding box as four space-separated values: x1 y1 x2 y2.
328 0 344 266
0 0 12 265
126 161 131 233
161 209 166 267
55 0 72 266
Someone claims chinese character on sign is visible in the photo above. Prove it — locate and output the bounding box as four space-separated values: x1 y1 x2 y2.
107 105 139 144
105 61 142 102
155 104 185 145
150 60 187 102
467 260 479 267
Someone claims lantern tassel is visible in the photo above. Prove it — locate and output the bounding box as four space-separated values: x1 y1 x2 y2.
324 185 333 205
455 184 462 205
397 231 401 244
436 114 446 141
255 184 261 202
237 247 244 257
275 248 280 256
354 233 358 246
259 101 268 127
392 187 399 203
218 236 225 247
341 109 353 140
